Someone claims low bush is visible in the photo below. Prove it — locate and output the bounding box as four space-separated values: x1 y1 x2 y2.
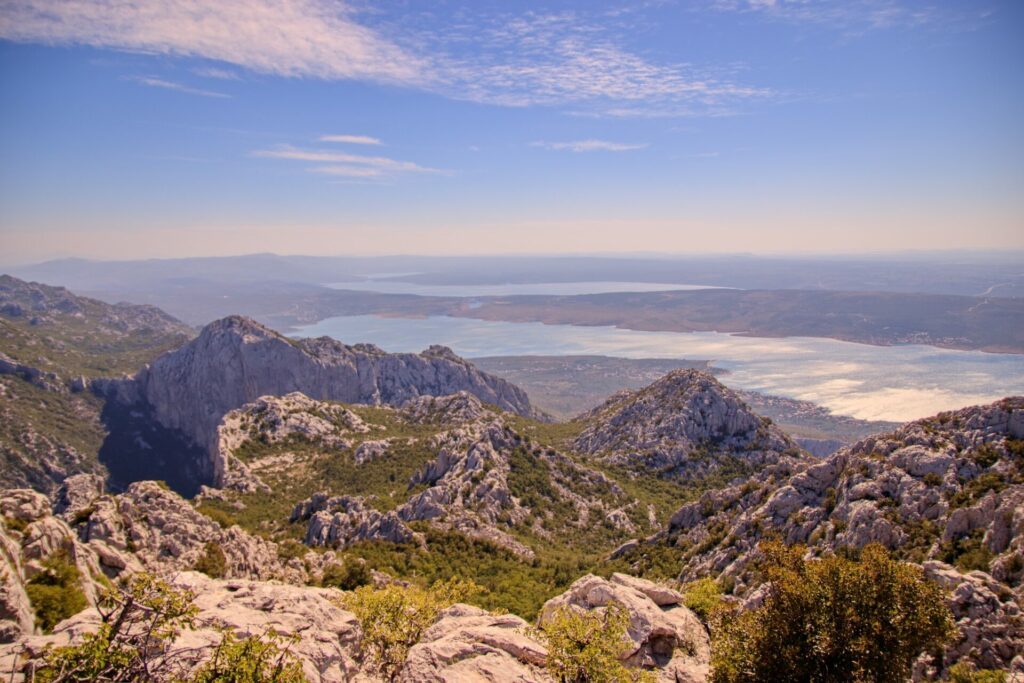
539 603 654 683
25 551 88 633
710 542 954 683
194 541 227 579
340 577 478 680
681 577 724 622
320 559 373 591
191 629 307 683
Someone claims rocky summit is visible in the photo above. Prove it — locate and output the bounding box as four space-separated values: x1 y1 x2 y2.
574 369 801 479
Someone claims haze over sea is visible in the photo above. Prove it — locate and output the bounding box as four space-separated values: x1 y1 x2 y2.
294 312 1024 424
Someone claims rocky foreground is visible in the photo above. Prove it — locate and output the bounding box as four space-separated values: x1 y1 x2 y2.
0 476 708 681
638 398 1024 677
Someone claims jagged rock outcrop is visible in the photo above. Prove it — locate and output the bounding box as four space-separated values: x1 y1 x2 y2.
0 476 297 643
657 398 1024 676
291 493 417 549
398 420 535 558
400 391 492 426
574 370 800 477
393 416 637 559
215 392 372 491
538 573 711 682
105 315 540 488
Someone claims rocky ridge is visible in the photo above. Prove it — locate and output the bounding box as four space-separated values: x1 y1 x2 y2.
269 391 642 559
101 315 542 489
649 398 1024 676
0 275 192 346
574 369 801 478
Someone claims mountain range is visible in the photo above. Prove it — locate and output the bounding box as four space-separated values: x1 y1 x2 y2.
0 274 1021 680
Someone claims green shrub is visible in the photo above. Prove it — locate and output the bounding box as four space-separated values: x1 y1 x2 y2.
923 472 943 486
194 541 228 579
948 662 1008 683
939 531 994 573
682 577 724 622
25 552 88 632
340 577 478 680
321 559 373 591
539 603 654 683
35 573 198 682
710 542 955 683
191 629 307 682
3 515 29 533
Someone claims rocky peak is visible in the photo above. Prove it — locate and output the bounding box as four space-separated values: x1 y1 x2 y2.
574 369 799 473
421 344 464 363
113 316 539 492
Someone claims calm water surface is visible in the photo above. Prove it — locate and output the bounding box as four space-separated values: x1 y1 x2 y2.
325 280 727 297
293 315 1024 423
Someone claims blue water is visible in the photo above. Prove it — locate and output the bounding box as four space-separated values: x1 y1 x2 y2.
292 315 1024 423
325 280 727 297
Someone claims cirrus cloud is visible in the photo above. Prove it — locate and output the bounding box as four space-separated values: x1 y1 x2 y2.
0 1 772 115
530 139 648 153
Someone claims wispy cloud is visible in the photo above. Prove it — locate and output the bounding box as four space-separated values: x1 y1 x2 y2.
252 143 443 180
0 1 427 83
319 134 382 145
433 10 773 113
309 165 385 178
708 0 981 33
0 1 771 116
531 139 648 153
126 76 230 98
193 66 241 80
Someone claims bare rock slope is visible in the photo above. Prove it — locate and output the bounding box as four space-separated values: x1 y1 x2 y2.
656 397 1024 676
575 369 802 478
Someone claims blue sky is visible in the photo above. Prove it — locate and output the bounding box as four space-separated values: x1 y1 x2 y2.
0 0 1021 263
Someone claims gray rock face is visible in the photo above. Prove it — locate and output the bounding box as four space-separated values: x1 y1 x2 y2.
400 391 491 426
574 369 799 475
117 316 539 486
918 561 1024 679
659 397 1024 676
291 493 417 549
401 604 549 682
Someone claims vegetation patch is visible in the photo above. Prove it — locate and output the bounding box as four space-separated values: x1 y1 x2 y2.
709 542 954 683
25 551 88 633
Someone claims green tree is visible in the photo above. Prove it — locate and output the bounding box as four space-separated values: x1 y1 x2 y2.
320 559 373 591
710 542 955 683
539 603 654 683
340 577 478 680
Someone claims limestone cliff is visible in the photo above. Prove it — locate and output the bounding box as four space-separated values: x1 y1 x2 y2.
103 315 541 488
